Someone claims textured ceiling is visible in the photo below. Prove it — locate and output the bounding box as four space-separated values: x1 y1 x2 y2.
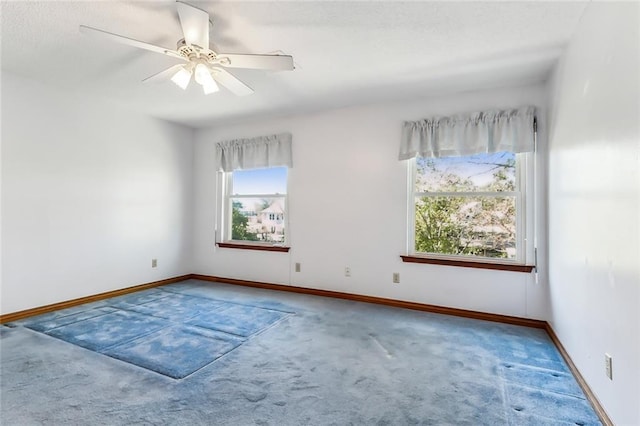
1 1 587 128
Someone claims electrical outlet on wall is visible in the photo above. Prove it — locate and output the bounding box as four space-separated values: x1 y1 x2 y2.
295 262 301 272
151 259 158 268
345 267 351 277
393 273 400 283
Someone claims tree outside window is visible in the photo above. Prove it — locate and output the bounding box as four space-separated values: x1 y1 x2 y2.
413 152 521 260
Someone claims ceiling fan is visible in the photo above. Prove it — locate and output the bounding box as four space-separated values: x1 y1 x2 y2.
79 0 294 96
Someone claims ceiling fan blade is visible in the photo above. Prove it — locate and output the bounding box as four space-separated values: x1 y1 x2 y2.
176 1 210 49
211 68 254 96
142 64 185 84
79 25 186 61
216 53 294 71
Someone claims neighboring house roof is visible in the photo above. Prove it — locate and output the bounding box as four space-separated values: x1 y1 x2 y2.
261 199 285 214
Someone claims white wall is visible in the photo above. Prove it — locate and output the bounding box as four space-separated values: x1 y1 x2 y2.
1 72 194 314
546 2 640 424
193 84 549 319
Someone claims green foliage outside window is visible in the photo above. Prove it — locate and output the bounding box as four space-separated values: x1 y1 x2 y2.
414 154 517 259
231 201 258 241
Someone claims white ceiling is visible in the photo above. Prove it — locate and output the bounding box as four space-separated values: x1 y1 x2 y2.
1 1 587 128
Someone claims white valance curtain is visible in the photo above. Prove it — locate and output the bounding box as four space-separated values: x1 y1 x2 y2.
398 106 536 160
216 132 293 172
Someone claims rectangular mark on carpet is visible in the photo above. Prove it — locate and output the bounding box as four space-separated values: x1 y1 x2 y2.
186 304 291 337
12 293 294 380
102 325 245 379
109 293 227 322
45 310 169 351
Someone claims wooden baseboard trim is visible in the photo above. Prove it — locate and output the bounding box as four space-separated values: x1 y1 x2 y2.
190 274 547 329
0 275 191 324
545 323 613 426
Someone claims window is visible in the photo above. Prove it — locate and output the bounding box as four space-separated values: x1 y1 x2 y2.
409 151 532 263
223 166 288 245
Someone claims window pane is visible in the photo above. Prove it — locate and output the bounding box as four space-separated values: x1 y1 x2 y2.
230 197 286 243
415 152 515 193
232 167 287 195
414 195 516 259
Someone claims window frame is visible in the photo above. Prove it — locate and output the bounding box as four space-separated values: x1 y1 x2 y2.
406 151 534 266
218 167 290 249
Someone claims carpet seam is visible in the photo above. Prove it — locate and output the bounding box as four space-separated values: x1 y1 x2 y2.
96 321 174 353
19 307 117 333
501 380 587 400
158 286 296 315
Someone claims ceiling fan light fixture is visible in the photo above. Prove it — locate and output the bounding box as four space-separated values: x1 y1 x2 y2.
194 63 219 94
79 1 293 97
171 66 192 90
202 78 219 95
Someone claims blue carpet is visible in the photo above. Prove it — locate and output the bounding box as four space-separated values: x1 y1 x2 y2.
10 288 293 379
0 325 14 337
1 280 601 425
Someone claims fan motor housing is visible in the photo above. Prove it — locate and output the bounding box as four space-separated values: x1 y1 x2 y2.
176 39 218 63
